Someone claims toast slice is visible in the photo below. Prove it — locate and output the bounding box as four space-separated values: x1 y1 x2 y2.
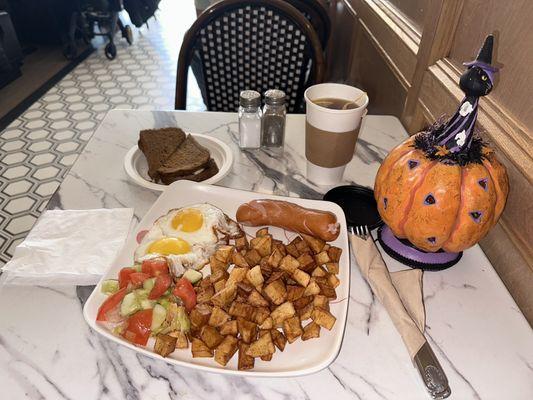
159 158 219 185
157 135 211 179
138 127 186 181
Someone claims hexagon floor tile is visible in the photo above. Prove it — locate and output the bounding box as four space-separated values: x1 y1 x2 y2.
0 1 204 265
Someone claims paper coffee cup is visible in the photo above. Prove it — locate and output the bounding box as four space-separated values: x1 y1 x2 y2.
304 83 369 185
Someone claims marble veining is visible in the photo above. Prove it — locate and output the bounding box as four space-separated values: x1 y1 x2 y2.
0 110 532 400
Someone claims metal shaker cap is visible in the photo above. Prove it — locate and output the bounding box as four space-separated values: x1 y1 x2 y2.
239 90 261 108
264 89 286 105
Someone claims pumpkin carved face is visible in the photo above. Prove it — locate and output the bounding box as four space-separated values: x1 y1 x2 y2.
374 135 509 253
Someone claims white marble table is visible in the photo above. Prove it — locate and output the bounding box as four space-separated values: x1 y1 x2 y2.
0 110 532 400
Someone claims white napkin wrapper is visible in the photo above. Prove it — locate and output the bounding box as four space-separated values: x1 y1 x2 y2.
1 209 134 285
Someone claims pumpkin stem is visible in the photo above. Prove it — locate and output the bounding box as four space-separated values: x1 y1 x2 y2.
435 35 498 154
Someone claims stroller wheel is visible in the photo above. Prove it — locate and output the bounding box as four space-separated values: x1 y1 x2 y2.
104 43 117 60
123 25 133 45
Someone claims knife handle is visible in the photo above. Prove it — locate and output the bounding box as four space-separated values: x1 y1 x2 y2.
413 341 451 399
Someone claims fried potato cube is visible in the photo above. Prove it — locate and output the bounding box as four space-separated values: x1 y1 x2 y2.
298 303 314 321
199 276 212 289
282 316 303 343
271 329 287 351
197 286 215 303
295 238 310 254
302 321 321 341
300 233 325 254
314 251 331 265
266 270 286 284
229 301 255 320
252 306 270 325
271 302 295 326
267 248 284 268
286 285 305 302
246 331 275 357
246 265 264 288
285 243 300 258
227 267 249 286
232 251 249 268
293 295 313 310
259 316 273 330
255 227 269 237
154 334 177 357
303 278 321 296
328 273 340 288
328 246 342 263
279 255 300 274
200 325 224 349
261 354 273 361
215 245 234 263
311 307 336 330
259 258 273 278
219 320 238 336
210 268 229 284
315 277 337 299
312 266 327 277
248 290 269 307
237 318 258 344
325 262 339 275
168 330 188 349
189 304 212 328
209 306 231 327
297 252 316 273
244 249 262 267
211 284 237 307
191 338 214 357
214 335 238 366
209 255 229 273
273 241 287 256
237 281 254 294
238 342 255 370
292 269 310 287
263 280 287 305
251 235 272 257
234 236 249 251
313 294 330 311
213 279 226 293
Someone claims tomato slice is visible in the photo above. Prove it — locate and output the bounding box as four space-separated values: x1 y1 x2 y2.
130 272 151 286
148 274 172 300
118 267 135 289
172 277 197 311
141 258 169 277
96 287 128 322
122 309 153 346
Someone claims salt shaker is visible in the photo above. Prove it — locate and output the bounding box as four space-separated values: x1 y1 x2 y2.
238 90 262 149
261 89 286 150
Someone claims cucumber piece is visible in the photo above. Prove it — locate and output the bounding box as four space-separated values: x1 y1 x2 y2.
141 299 156 310
133 264 143 272
151 304 167 331
174 306 191 333
158 298 170 309
134 288 150 300
143 277 156 291
120 292 140 316
183 269 203 285
101 279 119 294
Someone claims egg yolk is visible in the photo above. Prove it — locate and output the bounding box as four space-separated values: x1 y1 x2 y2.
148 237 190 255
171 209 204 232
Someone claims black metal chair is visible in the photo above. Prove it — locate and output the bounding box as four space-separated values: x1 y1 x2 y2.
175 0 324 113
285 0 330 48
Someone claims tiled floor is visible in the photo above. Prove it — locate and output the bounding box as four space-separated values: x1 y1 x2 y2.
0 0 203 265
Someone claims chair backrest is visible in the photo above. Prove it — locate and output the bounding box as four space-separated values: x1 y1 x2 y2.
284 0 330 48
175 0 324 113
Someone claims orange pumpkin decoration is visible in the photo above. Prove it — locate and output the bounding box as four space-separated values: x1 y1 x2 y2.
374 136 509 253
374 35 509 256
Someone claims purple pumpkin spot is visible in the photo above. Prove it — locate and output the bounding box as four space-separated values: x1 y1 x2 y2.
408 160 419 169
478 178 488 191
383 197 388 210
427 237 436 244
470 211 482 223
424 194 436 205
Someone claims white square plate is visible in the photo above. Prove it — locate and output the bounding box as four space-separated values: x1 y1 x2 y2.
83 180 350 377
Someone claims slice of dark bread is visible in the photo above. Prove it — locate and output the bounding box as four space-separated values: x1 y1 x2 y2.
138 127 186 181
159 158 219 185
157 135 211 178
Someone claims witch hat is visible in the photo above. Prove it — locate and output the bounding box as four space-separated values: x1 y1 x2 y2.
464 34 498 83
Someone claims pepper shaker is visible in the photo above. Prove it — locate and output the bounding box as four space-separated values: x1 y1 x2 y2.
261 89 286 150
238 90 262 149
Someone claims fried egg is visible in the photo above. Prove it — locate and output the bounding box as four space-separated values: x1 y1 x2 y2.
134 204 241 276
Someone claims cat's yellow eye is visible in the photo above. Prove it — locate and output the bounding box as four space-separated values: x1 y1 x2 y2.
482 75 488 81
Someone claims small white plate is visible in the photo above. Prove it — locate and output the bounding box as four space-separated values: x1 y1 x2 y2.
83 181 350 377
124 133 233 191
